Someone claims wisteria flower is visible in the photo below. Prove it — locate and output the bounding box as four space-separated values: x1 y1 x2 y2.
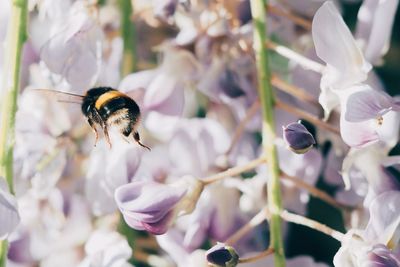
115 177 204 235
40 1 102 91
334 191 400 266
85 138 142 216
119 44 199 117
340 85 400 148
355 0 399 65
0 178 20 240
312 1 372 118
78 229 133 267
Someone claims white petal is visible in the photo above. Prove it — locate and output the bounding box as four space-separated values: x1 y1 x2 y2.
356 0 399 65
312 1 371 90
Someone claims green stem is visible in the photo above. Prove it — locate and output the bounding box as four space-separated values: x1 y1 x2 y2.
0 0 28 265
119 0 136 75
250 0 285 266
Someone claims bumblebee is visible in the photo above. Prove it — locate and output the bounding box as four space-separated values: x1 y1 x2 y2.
36 87 150 150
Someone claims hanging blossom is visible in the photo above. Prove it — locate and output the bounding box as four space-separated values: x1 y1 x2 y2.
40 1 102 91
333 191 400 267
312 1 372 119
115 176 204 235
312 1 400 148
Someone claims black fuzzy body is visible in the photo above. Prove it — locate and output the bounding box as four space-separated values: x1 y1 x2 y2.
82 87 141 139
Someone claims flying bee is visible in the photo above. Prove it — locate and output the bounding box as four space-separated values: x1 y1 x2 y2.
35 87 150 150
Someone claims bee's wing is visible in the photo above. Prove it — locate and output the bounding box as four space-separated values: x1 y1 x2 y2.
31 89 84 104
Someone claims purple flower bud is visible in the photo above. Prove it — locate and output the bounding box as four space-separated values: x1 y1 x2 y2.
206 243 239 267
283 122 316 154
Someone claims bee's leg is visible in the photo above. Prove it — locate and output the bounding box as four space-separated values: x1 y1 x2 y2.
103 125 112 149
87 118 99 146
92 109 112 149
133 131 151 151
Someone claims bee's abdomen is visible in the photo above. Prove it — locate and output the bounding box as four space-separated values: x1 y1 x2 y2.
97 96 140 122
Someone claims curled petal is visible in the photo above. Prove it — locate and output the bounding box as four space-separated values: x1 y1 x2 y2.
115 181 187 235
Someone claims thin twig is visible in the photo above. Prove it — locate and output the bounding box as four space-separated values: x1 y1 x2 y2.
266 40 325 73
225 207 270 245
266 3 312 30
202 157 266 185
226 100 261 155
275 99 340 135
239 248 275 264
271 74 321 109
281 172 355 211
280 210 345 241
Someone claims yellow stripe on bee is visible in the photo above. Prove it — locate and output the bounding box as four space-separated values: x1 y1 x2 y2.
95 90 126 109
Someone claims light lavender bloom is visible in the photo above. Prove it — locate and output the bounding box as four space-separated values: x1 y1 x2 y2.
0 178 20 240
78 229 133 267
115 176 203 235
340 85 400 148
355 0 399 65
120 44 199 117
334 191 400 266
85 138 142 216
312 1 371 118
364 244 400 267
15 190 92 265
40 1 102 91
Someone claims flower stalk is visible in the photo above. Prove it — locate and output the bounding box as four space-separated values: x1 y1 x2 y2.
0 0 28 265
250 0 285 266
119 0 137 75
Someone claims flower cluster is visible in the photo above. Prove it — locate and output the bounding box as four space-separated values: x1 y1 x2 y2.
0 0 400 267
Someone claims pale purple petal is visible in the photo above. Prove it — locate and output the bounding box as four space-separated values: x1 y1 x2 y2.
345 88 396 122
80 229 132 267
0 179 20 239
312 1 371 90
40 9 102 89
340 113 380 148
364 191 400 245
115 181 187 234
119 69 158 93
364 244 400 267
356 0 399 65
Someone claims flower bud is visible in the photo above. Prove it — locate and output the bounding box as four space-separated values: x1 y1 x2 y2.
283 122 316 154
206 243 239 267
